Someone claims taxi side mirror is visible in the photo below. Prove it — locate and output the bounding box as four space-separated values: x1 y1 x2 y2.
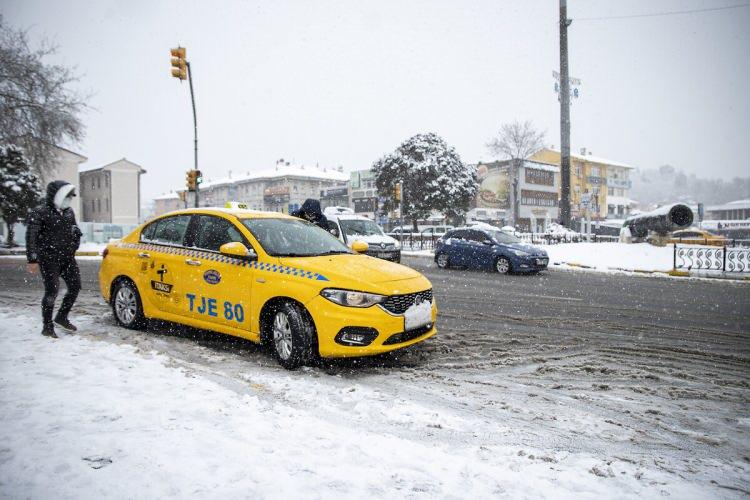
351 240 369 254
219 242 257 261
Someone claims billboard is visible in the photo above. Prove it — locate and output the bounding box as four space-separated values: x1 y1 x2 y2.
476 164 510 209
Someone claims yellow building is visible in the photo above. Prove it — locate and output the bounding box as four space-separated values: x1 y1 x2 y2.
529 148 635 220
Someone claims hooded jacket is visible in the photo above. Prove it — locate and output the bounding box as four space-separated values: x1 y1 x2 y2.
290 198 329 231
26 181 82 263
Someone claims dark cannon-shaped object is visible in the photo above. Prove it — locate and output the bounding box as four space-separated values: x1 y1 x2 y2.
622 204 693 240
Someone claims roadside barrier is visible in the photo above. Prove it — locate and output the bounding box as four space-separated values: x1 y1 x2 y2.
673 243 750 273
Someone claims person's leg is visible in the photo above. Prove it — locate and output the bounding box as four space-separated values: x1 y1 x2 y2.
55 257 81 326
38 258 61 336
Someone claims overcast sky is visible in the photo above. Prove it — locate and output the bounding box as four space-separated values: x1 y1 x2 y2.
4 0 749 202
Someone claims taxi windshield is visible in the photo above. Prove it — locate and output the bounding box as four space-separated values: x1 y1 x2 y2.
339 219 384 237
241 218 352 257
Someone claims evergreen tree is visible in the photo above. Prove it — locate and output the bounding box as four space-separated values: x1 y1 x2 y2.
0 146 42 246
373 133 477 230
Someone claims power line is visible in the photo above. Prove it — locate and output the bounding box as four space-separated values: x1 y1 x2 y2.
573 3 750 21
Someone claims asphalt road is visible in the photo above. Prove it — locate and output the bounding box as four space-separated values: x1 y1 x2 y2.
1 256 749 493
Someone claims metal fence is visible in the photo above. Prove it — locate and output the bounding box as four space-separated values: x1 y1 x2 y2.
387 232 621 251
674 244 750 273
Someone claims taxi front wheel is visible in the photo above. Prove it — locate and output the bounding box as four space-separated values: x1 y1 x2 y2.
270 302 316 370
112 280 145 329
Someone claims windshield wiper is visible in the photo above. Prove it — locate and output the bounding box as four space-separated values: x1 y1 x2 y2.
315 250 351 255
275 252 315 257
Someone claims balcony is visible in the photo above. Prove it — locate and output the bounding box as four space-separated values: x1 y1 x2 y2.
607 178 632 189
587 176 606 185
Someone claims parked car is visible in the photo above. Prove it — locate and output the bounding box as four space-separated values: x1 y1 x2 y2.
667 229 727 247
434 227 548 274
324 207 401 262
420 225 454 238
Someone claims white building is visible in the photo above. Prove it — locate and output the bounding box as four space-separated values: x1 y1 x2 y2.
79 159 147 224
155 161 349 217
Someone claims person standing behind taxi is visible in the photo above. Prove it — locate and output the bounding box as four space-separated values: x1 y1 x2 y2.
25 181 82 338
291 198 329 231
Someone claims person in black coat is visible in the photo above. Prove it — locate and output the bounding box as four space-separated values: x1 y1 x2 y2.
291 198 329 231
26 181 82 338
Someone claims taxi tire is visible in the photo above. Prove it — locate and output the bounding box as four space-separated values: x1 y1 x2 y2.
112 279 145 329
269 302 316 370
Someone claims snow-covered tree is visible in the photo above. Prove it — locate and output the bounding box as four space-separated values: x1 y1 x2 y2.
373 133 477 229
0 146 42 246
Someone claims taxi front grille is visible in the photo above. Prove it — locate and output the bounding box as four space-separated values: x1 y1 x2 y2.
380 289 432 315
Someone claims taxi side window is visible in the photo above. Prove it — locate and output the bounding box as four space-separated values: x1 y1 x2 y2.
150 215 191 246
140 221 157 241
193 215 246 252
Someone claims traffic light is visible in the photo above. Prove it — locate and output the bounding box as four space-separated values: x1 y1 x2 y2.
170 47 187 80
195 170 203 186
186 170 197 191
394 183 402 202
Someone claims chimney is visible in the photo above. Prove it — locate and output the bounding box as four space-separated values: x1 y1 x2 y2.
580 147 587 155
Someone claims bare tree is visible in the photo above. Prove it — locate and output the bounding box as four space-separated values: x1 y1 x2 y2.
486 120 545 159
0 16 87 175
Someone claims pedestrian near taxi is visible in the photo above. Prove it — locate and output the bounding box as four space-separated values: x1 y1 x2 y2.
25 181 82 338
291 198 329 231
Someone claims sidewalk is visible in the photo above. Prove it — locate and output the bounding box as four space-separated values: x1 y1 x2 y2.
0 243 104 257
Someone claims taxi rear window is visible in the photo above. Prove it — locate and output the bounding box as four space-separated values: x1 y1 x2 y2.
141 215 191 246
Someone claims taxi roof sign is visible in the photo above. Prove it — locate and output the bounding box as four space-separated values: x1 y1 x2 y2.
225 201 249 210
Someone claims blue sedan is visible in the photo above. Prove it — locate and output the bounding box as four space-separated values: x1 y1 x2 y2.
434 227 549 274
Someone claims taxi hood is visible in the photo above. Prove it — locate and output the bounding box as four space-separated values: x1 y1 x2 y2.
279 254 421 285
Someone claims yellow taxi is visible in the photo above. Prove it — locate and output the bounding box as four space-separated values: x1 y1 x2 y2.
99 204 437 369
667 229 727 247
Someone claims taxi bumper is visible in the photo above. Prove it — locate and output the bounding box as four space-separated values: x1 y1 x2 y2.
305 294 438 358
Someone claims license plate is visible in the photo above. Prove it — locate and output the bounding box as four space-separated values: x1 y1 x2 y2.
404 300 432 330
377 252 391 258
536 258 548 265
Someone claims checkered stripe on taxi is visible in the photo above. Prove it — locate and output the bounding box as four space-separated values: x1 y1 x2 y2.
119 243 329 281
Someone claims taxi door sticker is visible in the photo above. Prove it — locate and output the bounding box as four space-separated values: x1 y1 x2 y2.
151 264 173 294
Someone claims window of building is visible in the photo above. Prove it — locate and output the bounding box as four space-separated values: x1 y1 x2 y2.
91 200 95 212
608 187 614 196
106 198 109 211
590 166 600 177
91 178 95 189
97 176 101 189
105 175 109 188
96 199 100 212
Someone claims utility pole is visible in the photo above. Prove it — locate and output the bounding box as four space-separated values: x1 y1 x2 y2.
559 0 572 227
170 47 200 207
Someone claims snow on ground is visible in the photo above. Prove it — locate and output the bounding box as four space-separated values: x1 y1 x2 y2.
544 242 674 272
0 308 722 499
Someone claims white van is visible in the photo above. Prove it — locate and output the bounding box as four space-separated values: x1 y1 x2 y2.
324 207 401 262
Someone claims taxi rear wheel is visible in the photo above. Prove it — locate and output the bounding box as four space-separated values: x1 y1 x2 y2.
269 302 315 370
112 280 145 329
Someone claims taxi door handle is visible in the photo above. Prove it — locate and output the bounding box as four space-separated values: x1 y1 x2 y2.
185 259 201 266
138 252 150 258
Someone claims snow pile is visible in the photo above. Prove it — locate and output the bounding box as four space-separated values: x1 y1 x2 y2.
0 309 713 498
545 242 673 272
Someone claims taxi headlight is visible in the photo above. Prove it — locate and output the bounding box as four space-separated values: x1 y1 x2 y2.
321 288 386 307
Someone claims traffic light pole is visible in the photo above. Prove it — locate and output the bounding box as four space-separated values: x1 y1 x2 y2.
187 61 199 208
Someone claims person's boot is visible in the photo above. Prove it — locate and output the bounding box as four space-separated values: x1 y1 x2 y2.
42 323 58 338
54 315 77 332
